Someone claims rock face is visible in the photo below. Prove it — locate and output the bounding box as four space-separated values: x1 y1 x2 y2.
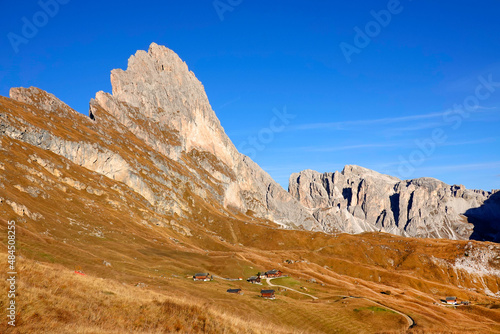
289 166 500 240
1 43 319 231
2 43 498 241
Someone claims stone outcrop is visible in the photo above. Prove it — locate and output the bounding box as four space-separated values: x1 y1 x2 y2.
289 166 499 240
1 43 320 231
2 43 498 240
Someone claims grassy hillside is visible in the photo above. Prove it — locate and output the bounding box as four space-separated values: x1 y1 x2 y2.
2 97 500 333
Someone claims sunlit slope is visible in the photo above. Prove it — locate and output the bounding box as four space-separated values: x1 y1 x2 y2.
1 125 500 333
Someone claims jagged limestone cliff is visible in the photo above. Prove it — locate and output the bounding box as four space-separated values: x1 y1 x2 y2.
289 166 500 240
2 43 498 241
1 43 319 231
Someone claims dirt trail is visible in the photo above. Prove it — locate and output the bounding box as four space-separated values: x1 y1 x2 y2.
219 275 413 330
340 296 415 329
213 275 240 281
266 277 318 300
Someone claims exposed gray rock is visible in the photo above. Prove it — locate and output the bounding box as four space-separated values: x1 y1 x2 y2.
2 89 156 205
1 43 321 231
90 43 320 231
289 166 498 240
4 43 496 240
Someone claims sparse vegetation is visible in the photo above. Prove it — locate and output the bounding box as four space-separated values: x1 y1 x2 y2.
0 254 299 334
2 94 500 333
354 306 396 314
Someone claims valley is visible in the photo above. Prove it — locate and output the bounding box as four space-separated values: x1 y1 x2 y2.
1 43 500 333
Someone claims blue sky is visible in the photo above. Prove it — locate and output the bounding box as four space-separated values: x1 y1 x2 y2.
1 0 499 191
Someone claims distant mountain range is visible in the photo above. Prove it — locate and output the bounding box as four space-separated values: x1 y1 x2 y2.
1 42 498 243
290 166 500 241
4 43 500 333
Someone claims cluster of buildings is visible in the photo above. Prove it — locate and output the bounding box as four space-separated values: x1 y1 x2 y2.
192 269 284 299
247 269 283 284
226 288 276 299
442 296 470 306
192 273 212 281
445 296 457 305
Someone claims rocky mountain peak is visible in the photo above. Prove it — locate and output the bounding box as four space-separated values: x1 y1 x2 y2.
341 164 400 184
290 165 498 240
91 43 324 230
10 86 76 115
92 42 236 167
1 43 498 247
109 42 211 119
1 43 321 232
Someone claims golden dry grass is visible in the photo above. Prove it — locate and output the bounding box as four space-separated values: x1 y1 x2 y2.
0 253 303 334
2 94 500 333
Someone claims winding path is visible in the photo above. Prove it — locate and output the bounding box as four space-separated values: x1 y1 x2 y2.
340 296 415 329
212 275 240 281
266 278 413 330
213 274 413 330
266 277 318 300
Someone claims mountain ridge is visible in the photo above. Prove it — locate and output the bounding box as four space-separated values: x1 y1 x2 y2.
289 165 500 241
2 43 498 242
3 43 500 333
2 43 321 232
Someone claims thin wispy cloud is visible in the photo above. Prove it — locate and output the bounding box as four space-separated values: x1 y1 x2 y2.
217 96 241 110
474 106 497 110
373 154 469 169
389 122 444 133
441 63 500 94
261 163 339 173
291 108 497 132
417 161 500 173
293 137 496 153
292 111 448 131
297 143 399 153
440 137 497 147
